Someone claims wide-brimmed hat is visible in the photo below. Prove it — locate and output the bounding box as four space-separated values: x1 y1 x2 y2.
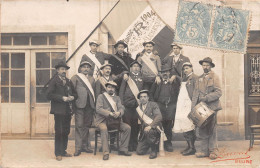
137 90 149 99
143 41 155 46
89 40 101 46
159 66 172 72
105 81 118 88
199 57 215 68
55 61 70 70
130 61 142 68
100 63 113 70
79 61 92 68
182 62 193 69
114 40 128 48
170 42 183 49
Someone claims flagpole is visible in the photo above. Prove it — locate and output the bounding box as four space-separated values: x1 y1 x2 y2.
43 0 120 90
66 0 120 63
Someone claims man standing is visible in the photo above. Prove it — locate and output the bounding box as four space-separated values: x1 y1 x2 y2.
109 40 134 87
195 57 222 160
95 81 132 160
149 66 180 152
137 41 161 90
47 61 77 161
81 40 111 79
95 63 114 98
162 43 190 78
71 61 95 156
119 61 143 151
136 90 163 159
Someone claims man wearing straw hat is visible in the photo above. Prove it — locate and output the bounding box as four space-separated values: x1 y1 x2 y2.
71 60 95 156
136 90 163 159
195 57 222 160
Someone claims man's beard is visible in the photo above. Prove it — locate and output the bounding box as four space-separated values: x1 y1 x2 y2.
203 68 209 73
108 91 114 95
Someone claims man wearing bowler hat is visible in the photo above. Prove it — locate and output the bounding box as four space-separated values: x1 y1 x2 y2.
47 61 77 161
137 41 161 90
71 60 95 156
162 42 190 79
149 66 180 152
109 40 134 88
95 81 132 160
119 61 143 151
81 40 111 79
195 57 222 160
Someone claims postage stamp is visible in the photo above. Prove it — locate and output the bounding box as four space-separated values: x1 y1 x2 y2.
174 0 213 47
210 6 250 53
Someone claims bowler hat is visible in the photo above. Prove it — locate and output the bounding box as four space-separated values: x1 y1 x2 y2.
159 66 172 72
137 90 149 99
143 41 155 46
182 62 193 69
105 81 118 88
114 40 128 48
89 40 101 46
79 61 92 68
55 61 70 70
130 61 142 68
199 57 215 68
100 63 113 70
170 42 183 49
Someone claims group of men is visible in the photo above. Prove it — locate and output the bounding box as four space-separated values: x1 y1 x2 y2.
46 39 222 161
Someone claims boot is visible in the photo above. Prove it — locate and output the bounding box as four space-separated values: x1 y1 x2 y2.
164 141 173 152
182 139 196 156
180 140 190 154
149 145 157 159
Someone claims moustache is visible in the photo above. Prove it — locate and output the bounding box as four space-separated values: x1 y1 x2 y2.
203 68 209 73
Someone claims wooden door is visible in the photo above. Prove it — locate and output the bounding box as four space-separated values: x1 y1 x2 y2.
1 50 31 137
245 47 260 139
30 49 67 137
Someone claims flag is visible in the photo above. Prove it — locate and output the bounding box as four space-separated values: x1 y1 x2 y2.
103 0 174 59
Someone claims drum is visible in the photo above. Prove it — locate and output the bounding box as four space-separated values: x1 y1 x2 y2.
188 102 215 128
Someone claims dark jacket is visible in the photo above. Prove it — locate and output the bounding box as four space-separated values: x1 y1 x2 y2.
71 74 95 109
162 54 190 77
81 52 111 76
47 75 78 115
149 78 180 120
109 52 134 85
119 72 143 108
195 71 222 112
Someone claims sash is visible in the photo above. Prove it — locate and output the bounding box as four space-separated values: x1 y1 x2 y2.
103 92 118 112
76 73 95 102
112 54 129 71
87 52 102 79
141 54 158 76
127 77 140 104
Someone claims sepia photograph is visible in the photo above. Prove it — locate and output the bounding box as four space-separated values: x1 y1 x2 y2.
0 0 260 167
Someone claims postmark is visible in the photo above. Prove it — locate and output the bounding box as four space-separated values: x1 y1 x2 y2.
210 6 250 53
174 1 213 47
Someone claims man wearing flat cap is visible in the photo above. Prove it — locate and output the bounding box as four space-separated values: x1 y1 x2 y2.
137 41 161 90
162 42 190 80
119 61 143 151
81 40 111 80
109 40 134 88
94 63 114 99
95 81 132 160
47 61 77 161
149 65 180 152
71 60 96 156
136 90 162 159
195 57 222 160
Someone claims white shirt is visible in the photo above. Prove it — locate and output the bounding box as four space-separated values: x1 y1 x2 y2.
144 52 152 58
103 75 110 81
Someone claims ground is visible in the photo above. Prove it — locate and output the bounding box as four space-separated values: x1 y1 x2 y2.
1 140 260 168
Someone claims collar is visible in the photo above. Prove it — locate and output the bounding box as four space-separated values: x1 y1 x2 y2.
145 52 152 57
58 75 66 81
187 72 193 77
116 52 124 57
103 75 110 81
90 51 96 55
109 93 115 97
132 72 139 76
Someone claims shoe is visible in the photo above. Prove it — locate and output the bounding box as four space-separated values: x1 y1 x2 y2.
62 152 72 157
81 148 93 153
164 141 173 152
181 140 190 154
110 145 118 151
103 154 109 160
209 152 218 160
182 140 196 156
119 151 132 156
195 152 209 158
56 156 62 161
74 151 81 156
149 152 157 159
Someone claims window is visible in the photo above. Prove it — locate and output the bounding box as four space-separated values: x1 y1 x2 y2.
1 53 26 103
